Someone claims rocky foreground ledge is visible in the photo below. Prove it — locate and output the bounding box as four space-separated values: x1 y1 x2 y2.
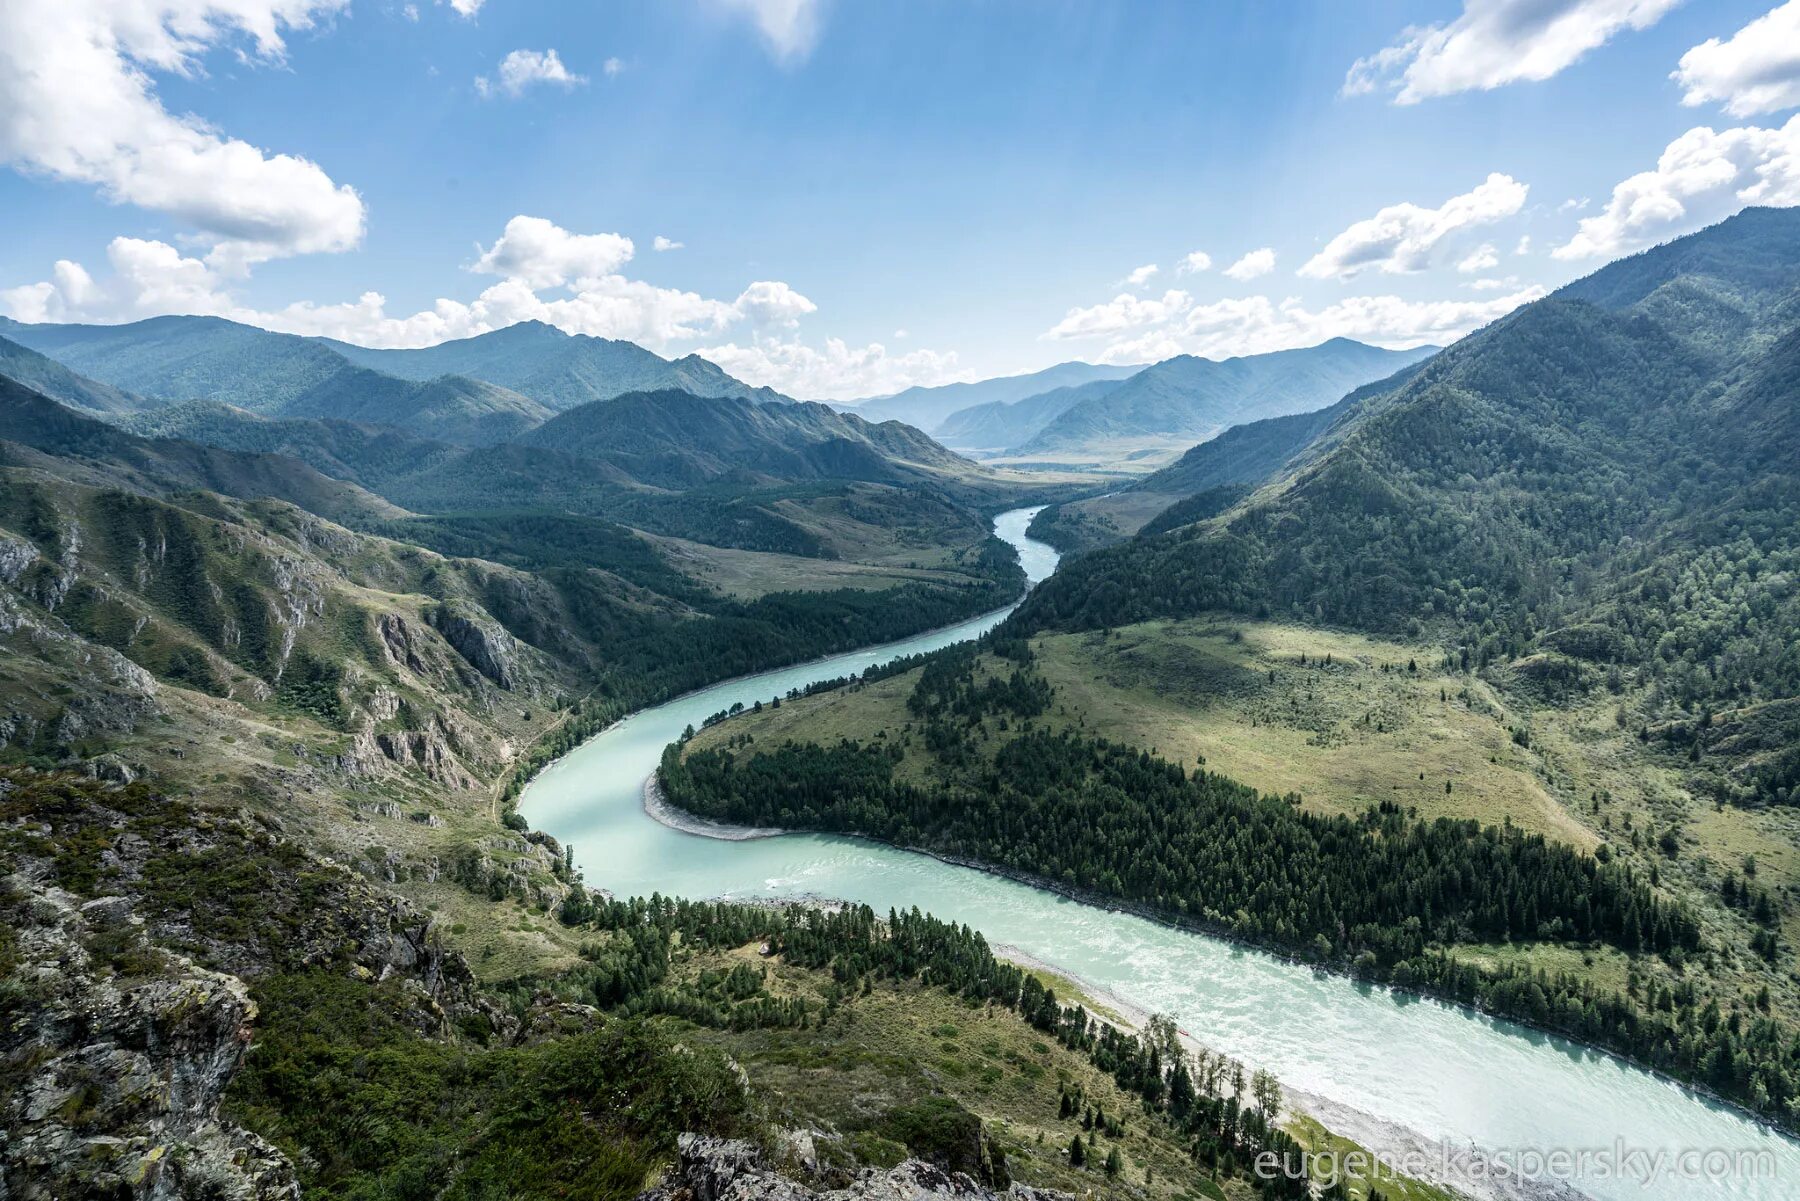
641 1135 1072 1201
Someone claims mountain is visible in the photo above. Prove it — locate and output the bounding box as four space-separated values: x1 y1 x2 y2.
1012 339 1438 459
0 315 550 446
933 376 1124 452
1014 206 1800 808
0 333 147 416
319 320 790 410
845 361 1140 433
517 390 977 490
0 375 401 526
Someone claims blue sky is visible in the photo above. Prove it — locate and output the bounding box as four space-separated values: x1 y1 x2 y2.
3 0 1798 398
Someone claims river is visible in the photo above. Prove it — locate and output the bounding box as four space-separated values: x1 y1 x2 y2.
522 506 1798 1201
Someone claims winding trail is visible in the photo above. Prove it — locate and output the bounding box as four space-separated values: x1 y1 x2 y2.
523 507 1798 1201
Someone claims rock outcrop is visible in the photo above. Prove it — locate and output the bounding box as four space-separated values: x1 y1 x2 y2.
0 870 299 1201
640 1135 1071 1201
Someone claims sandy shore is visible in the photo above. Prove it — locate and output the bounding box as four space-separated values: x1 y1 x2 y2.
642 776 786 840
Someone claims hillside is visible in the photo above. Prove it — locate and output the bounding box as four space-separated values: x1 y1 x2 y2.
1025 360 1434 554
320 320 791 410
1016 208 1800 809
1011 339 1437 464
0 333 146 415
847 361 1138 433
519 390 977 489
0 315 551 445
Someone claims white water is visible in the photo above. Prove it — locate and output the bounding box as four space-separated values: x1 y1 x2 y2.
524 507 1798 1200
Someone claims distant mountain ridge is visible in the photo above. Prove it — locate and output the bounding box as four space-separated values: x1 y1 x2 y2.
318 320 791 410
0 315 791 443
1013 338 1438 457
0 315 550 446
846 361 1140 433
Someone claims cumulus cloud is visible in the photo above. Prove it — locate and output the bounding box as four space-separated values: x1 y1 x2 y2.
443 0 483 16
732 279 817 326
1299 175 1529 280
1457 244 1501 273
1043 290 1195 340
0 0 365 271
1223 248 1276 281
1122 263 1160 287
1673 2 1800 118
698 336 969 401
653 236 684 252
477 49 587 99
1553 115 1800 259
1086 289 1545 365
718 0 827 64
472 216 633 288
1177 251 1213 275
603 56 625 77
1346 0 1678 104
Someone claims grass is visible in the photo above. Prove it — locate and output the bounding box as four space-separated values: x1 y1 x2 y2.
689 611 1800 1039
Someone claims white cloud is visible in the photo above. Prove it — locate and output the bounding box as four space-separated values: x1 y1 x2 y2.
0 0 365 271
1299 175 1528 280
1346 0 1679 104
443 0 483 16
1084 289 1546 365
1515 234 1533 254
1466 275 1521 291
698 336 969 401
1177 251 1213 275
1043 290 1194 340
476 49 586 99
1223 248 1276 281
718 0 826 64
472 216 634 288
1123 263 1160 287
1456 243 1501 273
1673 2 1800 118
1559 196 1591 212
403 4 419 21
732 279 817 327
653 235 684 252
603 56 624 77
1553 115 1800 259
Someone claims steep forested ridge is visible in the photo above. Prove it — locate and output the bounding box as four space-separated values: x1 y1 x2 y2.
1014 208 1800 805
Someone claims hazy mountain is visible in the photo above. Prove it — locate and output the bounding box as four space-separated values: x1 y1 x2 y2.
845 361 1140 433
0 315 550 446
1013 338 1437 457
0 333 147 416
934 376 1125 452
319 320 790 410
1014 206 1800 806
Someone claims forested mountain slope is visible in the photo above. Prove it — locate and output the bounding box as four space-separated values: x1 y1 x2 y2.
0 333 146 416
320 320 790 410
1015 207 1800 807
519 390 977 488
1013 339 1436 458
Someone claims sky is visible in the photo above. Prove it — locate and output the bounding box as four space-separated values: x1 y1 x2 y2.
2 0 1798 400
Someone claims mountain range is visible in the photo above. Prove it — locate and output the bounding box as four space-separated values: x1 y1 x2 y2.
844 361 1139 432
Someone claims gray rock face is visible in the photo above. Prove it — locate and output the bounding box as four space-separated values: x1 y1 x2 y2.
427 605 518 690
642 1135 1071 1201
0 872 299 1201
